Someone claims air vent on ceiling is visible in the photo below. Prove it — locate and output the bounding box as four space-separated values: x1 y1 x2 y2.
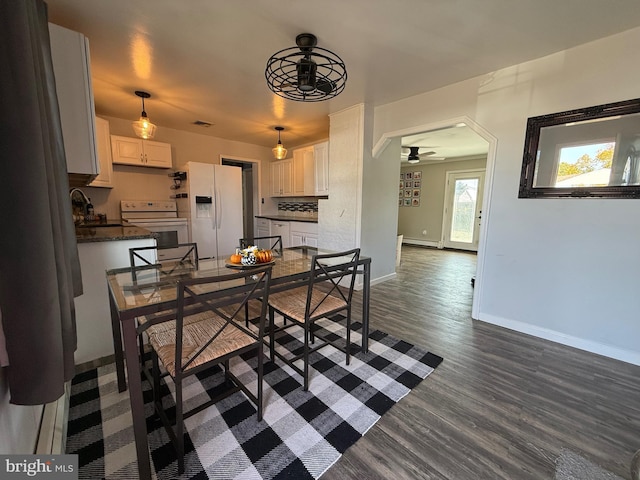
193 120 213 127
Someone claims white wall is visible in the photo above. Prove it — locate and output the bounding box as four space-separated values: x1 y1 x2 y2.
373 27 640 364
319 105 364 251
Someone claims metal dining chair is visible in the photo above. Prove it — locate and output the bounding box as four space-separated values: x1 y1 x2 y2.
237 235 282 327
267 248 360 391
129 243 200 365
129 242 199 280
239 235 283 257
140 265 272 474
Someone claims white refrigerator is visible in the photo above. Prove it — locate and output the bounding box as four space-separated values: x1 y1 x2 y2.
178 161 243 259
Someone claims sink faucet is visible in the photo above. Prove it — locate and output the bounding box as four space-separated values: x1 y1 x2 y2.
69 188 91 221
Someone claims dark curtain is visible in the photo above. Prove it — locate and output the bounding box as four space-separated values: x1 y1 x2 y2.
0 0 82 404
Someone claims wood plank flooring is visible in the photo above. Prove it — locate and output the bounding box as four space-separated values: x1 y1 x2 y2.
323 246 640 480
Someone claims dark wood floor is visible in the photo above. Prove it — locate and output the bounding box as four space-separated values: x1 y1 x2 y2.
323 246 640 480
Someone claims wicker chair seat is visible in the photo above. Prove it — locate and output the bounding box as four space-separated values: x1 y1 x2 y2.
268 287 347 323
147 314 255 377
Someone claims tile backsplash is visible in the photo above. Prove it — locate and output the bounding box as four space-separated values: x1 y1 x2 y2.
277 201 318 217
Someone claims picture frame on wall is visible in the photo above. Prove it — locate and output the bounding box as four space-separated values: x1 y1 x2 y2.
405 180 413 188
400 172 405 180
413 180 421 188
405 172 413 180
398 198 403 207
404 189 412 197
400 180 405 189
404 198 411 206
413 189 421 197
399 190 403 198
412 198 420 206
413 171 422 180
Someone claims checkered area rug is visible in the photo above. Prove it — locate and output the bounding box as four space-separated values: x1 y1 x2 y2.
66 315 443 479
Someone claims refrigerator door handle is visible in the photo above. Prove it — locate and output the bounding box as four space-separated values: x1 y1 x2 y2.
210 186 216 229
216 189 222 229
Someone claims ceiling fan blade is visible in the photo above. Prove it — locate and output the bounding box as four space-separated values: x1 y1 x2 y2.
316 79 335 94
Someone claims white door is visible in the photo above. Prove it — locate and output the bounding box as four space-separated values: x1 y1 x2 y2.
213 165 243 257
442 170 485 251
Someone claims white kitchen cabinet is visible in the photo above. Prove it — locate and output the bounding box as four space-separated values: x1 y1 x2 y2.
314 141 329 195
293 146 316 196
290 221 318 247
88 117 113 187
256 217 270 237
270 159 293 196
48 23 98 179
110 135 172 168
270 220 291 247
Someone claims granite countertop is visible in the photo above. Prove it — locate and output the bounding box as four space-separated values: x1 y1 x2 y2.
75 225 156 243
255 215 318 223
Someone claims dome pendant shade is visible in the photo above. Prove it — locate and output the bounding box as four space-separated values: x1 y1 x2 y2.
132 90 157 139
272 126 288 160
265 33 347 102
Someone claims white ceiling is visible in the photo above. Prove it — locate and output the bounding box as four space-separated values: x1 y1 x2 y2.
45 0 640 150
401 124 489 164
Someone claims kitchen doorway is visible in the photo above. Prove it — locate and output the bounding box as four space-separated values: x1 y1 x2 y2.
221 157 261 239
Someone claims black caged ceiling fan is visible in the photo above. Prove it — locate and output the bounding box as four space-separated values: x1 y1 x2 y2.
265 33 347 102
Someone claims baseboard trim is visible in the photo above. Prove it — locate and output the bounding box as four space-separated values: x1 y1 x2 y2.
402 238 441 248
35 381 70 455
478 313 640 366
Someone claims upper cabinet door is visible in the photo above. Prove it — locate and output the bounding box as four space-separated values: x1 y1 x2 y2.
314 141 329 195
111 135 143 165
142 140 172 168
110 136 172 168
48 23 98 176
89 117 113 187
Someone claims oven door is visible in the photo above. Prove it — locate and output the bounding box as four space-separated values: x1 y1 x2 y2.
130 221 189 261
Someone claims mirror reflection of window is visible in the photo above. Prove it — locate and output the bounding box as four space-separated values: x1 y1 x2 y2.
553 141 614 187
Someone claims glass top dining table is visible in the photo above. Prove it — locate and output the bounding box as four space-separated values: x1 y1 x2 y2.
105 246 371 480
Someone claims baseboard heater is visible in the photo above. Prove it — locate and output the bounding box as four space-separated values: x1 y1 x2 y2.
35 381 70 454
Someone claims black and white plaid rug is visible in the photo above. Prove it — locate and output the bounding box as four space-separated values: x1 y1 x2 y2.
66 316 442 479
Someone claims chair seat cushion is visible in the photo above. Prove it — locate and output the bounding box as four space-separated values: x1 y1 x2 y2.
148 313 256 377
138 310 209 334
268 287 347 323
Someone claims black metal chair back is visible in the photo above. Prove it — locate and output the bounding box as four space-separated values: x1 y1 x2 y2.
239 235 283 256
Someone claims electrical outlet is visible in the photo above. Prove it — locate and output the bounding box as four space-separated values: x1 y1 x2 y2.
422 229 427 236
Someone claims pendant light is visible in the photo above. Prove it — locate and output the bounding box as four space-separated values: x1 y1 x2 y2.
272 126 288 160
132 90 157 140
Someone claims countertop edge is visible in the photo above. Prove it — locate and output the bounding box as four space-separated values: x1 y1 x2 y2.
76 226 157 243
255 215 318 224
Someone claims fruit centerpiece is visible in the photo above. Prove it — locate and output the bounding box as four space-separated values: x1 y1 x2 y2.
229 246 273 265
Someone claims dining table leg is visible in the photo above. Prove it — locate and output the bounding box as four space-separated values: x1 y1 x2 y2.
109 287 127 393
121 317 152 480
361 260 370 353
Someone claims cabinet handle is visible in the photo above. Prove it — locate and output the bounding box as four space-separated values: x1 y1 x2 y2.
140 153 144 163
144 154 148 163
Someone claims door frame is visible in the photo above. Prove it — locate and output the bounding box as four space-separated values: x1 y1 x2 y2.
441 168 485 251
372 115 497 320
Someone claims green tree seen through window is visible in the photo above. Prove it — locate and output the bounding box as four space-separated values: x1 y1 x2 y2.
557 143 614 177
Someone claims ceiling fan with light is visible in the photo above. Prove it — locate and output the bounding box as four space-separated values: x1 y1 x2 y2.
401 146 445 163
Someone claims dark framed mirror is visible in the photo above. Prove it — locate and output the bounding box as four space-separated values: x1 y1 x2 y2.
519 98 640 198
